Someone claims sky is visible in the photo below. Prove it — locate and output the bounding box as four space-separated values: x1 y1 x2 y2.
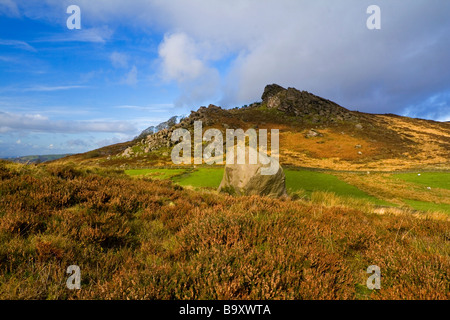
0 0 449 157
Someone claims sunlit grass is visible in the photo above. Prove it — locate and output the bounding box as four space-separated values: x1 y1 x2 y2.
392 172 450 190
404 199 450 215
173 167 224 188
285 170 393 206
124 166 450 214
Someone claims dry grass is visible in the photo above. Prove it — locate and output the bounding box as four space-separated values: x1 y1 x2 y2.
280 129 381 161
0 162 448 300
52 106 450 173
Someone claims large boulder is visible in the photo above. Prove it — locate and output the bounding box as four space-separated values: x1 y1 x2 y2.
218 149 287 198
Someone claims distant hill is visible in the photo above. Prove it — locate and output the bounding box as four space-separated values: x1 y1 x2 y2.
4 154 73 164
53 84 450 171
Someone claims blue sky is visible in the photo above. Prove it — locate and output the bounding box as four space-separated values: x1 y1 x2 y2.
0 0 449 157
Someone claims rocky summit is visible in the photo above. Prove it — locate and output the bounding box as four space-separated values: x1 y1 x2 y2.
262 84 358 123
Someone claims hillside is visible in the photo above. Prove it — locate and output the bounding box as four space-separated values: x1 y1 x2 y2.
2 85 449 300
54 84 450 171
0 162 448 299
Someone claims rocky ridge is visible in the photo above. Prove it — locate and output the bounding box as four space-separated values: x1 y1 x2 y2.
262 84 359 123
121 84 360 158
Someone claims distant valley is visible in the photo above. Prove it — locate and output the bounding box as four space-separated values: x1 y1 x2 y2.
3 154 73 164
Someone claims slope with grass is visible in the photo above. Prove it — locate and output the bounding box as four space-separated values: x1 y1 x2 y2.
334 171 450 214
52 85 450 172
125 168 187 180
125 167 419 209
125 167 450 214
0 162 448 299
392 172 450 190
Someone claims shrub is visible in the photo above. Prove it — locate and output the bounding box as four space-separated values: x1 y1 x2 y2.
0 164 448 299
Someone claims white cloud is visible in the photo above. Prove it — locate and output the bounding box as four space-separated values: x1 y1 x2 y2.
0 111 137 134
9 0 450 117
0 85 88 93
23 85 87 92
0 39 36 52
114 104 174 112
36 27 113 43
101 0 450 113
158 32 220 106
124 65 138 85
110 51 129 68
0 0 20 16
67 139 89 148
158 33 210 83
95 135 132 148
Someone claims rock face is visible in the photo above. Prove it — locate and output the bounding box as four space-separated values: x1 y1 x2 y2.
262 84 358 123
218 150 287 198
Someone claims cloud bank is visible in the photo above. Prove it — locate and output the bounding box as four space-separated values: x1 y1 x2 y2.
7 0 450 119
0 111 137 134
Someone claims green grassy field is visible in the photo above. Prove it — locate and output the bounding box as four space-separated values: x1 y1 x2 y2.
285 170 393 206
124 167 450 213
172 167 224 188
404 200 450 214
125 167 392 206
392 172 450 190
387 172 450 214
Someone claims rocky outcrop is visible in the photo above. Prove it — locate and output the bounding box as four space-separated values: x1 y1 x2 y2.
262 84 359 123
121 104 226 158
261 83 286 102
121 85 361 158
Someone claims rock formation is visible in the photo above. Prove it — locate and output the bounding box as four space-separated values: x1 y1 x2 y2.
218 148 287 198
261 84 359 123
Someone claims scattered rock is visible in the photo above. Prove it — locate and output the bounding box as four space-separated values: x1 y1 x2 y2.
122 147 132 158
355 123 363 130
357 151 363 155
305 129 323 138
355 144 362 149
